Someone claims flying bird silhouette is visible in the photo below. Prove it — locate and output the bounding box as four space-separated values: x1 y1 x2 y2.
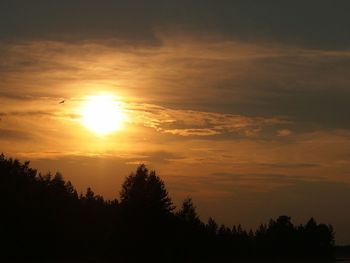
59 100 65 104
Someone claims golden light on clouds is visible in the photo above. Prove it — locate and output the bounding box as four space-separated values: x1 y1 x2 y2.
1 0 350 245
80 94 126 136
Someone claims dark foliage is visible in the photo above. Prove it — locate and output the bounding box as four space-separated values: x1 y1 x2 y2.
0 154 335 262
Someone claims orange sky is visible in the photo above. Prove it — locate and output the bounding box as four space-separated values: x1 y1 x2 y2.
1 1 350 244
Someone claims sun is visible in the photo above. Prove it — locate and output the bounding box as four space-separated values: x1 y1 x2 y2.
80 94 126 136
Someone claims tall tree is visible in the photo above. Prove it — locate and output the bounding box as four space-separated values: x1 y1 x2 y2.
120 164 174 217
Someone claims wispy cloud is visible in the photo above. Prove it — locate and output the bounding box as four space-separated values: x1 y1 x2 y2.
277 129 292 137
0 128 33 141
257 162 321 169
126 103 291 137
0 110 55 118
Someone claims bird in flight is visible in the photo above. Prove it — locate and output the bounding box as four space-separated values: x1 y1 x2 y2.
59 100 65 104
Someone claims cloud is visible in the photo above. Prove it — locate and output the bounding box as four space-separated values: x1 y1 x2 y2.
0 92 38 101
0 110 55 118
163 128 221 137
0 128 33 141
257 162 321 169
1 38 349 132
127 103 291 137
210 171 324 185
125 151 185 165
1 1 349 50
277 129 292 137
12 150 185 167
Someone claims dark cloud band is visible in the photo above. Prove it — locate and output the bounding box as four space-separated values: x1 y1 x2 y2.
1 1 350 50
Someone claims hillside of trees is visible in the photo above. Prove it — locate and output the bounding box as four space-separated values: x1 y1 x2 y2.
0 154 335 262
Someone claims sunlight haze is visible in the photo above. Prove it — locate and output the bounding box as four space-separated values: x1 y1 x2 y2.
1 0 350 246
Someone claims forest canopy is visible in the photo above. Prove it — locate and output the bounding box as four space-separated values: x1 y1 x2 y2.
0 154 335 262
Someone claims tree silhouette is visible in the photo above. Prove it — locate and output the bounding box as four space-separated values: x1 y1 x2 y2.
118 164 175 261
206 217 219 236
176 197 201 225
0 154 336 262
120 164 174 216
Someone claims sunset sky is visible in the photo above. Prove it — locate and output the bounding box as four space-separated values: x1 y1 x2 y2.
1 1 350 244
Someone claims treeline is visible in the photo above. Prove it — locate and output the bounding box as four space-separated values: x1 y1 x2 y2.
0 154 334 262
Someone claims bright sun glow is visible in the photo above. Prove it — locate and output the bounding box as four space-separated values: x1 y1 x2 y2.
81 94 126 136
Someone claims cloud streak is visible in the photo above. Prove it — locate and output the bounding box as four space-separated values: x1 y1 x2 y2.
127 103 291 137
